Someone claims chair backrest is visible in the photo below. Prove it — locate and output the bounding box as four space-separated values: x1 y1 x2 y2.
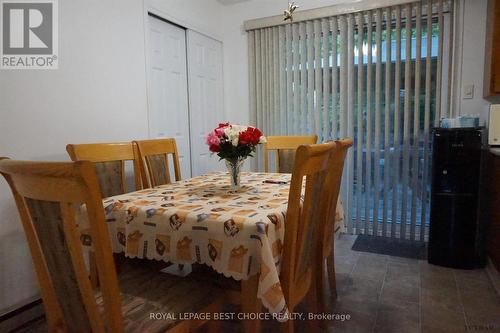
320 139 353 257
263 135 318 173
280 142 336 304
0 159 123 332
66 142 141 198
134 138 182 188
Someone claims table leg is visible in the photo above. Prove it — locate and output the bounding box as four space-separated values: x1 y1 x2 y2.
241 273 262 333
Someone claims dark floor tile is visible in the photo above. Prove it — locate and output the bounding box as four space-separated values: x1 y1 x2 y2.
327 297 378 332
373 301 420 333
335 255 359 275
335 245 359 257
421 324 467 333
421 285 462 313
332 297 380 319
380 279 420 306
465 316 500 333
388 255 422 265
337 275 384 303
421 305 467 333
351 254 388 282
420 267 457 292
461 287 500 332
356 252 389 265
336 272 353 292
385 261 420 285
454 269 494 292
327 312 375 333
420 262 456 280
460 284 500 311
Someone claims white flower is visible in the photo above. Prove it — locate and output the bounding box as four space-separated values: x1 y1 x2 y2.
224 125 246 147
232 124 247 133
259 136 267 144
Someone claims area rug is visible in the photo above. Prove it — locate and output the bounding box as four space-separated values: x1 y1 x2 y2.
351 234 427 260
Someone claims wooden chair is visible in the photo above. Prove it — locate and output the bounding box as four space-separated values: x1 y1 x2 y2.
66 142 142 198
196 142 337 333
314 139 353 317
134 138 182 188
278 141 337 332
263 135 318 173
0 158 222 333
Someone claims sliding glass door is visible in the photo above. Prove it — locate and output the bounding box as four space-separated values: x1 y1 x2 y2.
248 0 453 241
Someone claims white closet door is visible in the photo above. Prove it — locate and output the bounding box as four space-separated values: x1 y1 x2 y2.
187 30 225 177
147 15 192 178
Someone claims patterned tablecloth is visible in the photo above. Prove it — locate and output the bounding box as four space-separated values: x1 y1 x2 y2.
79 172 344 316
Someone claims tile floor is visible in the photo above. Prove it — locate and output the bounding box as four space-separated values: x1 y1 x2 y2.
8 234 500 333
328 235 500 333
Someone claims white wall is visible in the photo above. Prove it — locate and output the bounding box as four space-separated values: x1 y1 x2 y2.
454 0 491 124
0 0 149 313
0 0 226 314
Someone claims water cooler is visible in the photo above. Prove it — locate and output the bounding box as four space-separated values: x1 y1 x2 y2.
428 127 487 269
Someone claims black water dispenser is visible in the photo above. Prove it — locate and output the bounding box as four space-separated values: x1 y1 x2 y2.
428 128 487 269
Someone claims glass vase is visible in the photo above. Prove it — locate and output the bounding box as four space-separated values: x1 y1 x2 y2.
225 158 245 191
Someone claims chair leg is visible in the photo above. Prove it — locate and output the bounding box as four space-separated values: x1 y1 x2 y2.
316 258 328 314
307 274 319 315
326 254 337 300
307 285 323 333
206 301 222 333
241 274 262 333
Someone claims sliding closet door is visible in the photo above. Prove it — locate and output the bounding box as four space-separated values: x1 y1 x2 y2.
187 30 225 177
147 15 192 178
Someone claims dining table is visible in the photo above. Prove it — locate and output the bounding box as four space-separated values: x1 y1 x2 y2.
78 171 344 331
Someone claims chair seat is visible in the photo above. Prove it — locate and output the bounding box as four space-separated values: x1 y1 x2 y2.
96 260 218 333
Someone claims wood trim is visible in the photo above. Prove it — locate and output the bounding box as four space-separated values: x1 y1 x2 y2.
0 298 42 322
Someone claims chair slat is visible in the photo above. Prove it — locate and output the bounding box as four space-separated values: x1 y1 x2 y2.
94 160 125 197
264 135 318 173
134 139 181 188
66 142 142 197
26 199 92 331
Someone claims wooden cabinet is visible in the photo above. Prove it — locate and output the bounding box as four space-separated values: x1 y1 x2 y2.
484 0 500 101
485 150 500 271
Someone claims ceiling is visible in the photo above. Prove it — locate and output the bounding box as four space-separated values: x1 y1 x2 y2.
216 0 252 5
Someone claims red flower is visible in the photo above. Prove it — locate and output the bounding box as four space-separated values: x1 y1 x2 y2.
239 127 262 145
209 144 220 152
214 122 229 137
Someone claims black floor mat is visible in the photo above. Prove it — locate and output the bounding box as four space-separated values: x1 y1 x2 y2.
351 234 427 260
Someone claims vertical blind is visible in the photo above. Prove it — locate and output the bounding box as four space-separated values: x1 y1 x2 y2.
247 0 453 241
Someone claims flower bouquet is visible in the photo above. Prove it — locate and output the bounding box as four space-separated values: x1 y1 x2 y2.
206 123 266 190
